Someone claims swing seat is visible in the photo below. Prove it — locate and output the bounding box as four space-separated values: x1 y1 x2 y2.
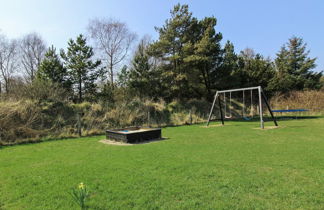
225 116 232 119
243 116 251 121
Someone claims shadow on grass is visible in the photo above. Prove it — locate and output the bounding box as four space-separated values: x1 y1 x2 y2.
275 116 321 120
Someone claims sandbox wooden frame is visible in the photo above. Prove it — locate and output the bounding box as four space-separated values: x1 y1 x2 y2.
106 127 162 143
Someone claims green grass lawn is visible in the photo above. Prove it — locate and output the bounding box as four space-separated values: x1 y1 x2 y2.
1 117 324 209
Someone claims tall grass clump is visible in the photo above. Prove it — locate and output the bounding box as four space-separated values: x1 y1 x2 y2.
0 96 211 145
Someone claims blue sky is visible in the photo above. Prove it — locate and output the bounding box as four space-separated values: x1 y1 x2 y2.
0 0 323 71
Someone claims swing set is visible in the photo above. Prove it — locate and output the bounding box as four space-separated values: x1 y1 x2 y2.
206 86 278 129
223 89 254 120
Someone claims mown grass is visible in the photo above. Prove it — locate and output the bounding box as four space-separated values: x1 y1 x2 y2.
0 117 324 209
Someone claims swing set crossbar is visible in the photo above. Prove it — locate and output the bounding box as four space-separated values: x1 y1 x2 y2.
217 86 260 94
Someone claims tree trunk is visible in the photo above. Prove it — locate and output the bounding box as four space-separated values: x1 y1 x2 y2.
31 69 34 81
79 76 82 103
110 56 114 88
201 63 212 100
4 78 9 93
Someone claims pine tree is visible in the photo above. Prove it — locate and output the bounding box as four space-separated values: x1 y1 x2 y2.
186 17 223 99
127 38 159 98
149 4 194 100
60 34 101 102
273 36 322 91
238 49 275 91
37 45 71 90
149 4 223 100
215 41 240 90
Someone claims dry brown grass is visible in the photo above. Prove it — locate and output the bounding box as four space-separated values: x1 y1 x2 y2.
0 98 210 145
0 100 44 144
270 90 324 115
2 90 322 145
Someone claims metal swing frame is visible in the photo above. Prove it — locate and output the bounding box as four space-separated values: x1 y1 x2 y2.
206 86 278 129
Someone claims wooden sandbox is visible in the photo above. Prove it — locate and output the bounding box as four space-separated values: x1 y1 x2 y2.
106 127 162 143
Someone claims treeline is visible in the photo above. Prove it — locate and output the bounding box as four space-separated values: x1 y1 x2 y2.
1 4 323 102
0 4 323 102
0 4 323 144
122 4 323 101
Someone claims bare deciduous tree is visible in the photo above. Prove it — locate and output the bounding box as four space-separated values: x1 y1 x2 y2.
20 32 46 82
0 34 19 93
87 18 137 85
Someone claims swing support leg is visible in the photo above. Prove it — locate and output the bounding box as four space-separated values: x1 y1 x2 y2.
206 92 218 126
242 90 245 117
251 89 253 118
261 90 278 126
229 92 232 118
218 94 224 125
258 86 264 129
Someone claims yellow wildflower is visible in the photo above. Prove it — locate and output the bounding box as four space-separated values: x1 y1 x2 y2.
78 182 85 190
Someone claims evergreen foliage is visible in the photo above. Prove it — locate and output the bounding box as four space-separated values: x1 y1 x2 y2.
60 34 102 102
37 45 71 90
215 41 240 90
238 48 275 92
149 4 223 100
125 38 160 98
272 36 322 92
1 3 323 113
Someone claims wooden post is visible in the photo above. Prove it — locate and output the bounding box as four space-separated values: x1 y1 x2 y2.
218 94 224 125
261 90 278 126
206 92 219 126
258 86 264 129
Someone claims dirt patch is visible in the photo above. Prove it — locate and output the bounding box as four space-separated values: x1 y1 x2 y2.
200 124 226 128
99 138 168 146
99 139 132 146
252 126 283 130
